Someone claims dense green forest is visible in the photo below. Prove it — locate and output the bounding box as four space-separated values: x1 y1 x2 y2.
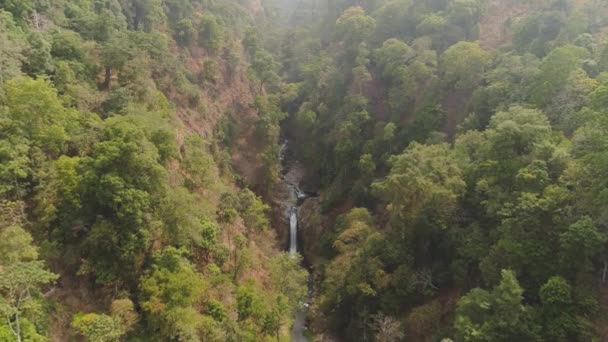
0 0 307 341
280 0 608 341
3 0 608 341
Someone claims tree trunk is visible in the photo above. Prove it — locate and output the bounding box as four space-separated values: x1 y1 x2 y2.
104 66 112 90
33 10 40 30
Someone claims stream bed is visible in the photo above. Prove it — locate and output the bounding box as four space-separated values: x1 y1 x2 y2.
278 141 313 341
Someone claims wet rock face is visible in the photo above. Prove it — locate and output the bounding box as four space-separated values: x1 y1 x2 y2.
270 149 307 250
297 197 325 263
270 179 291 249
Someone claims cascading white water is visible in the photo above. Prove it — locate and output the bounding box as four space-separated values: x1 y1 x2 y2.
289 207 297 256
279 140 313 341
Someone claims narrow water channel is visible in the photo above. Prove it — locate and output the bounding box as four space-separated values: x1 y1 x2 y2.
278 140 312 341
290 207 298 257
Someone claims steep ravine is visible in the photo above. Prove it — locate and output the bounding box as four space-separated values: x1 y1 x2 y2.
273 140 316 341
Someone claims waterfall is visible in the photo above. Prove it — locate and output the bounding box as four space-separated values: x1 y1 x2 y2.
289 207 297 256
279 141 313 340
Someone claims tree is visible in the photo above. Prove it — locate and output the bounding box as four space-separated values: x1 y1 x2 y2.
120 0 166 32
1 77 80 198
249 49 280 90
479 187 568 292
5 76 77 153
72 298 138 342
0 225 58 342
539 276 577 341
559 217 606 272
0 225 37 264
319 208 387 337
199 14 223 53
372 313 404 342
374 38 415 81
79 117 166 284
268 253 307 308
160 187 217 249
416 13 448 36
457 106 557 216
440 41 490 89
0 0 33 20
335 7 376 46
163 0 193 25
454 270 541 342
371 0 415 44
530 45 588 107
513 12 565 56
101 32 135 89
372 142 465 228
50 30 87 61
544 68 597 126
236 285 259 322
0 10 26 82
139 247 205 341
242 28 259 58
72 314 124 342
174 19 195 47
563 110 608 222
181 135 218 189
447 0 484 38
237 189 270 232
23 32 53 75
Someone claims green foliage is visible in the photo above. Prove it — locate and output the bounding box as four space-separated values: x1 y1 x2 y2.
72 313 124 342
3 0 608 341
51 30 87 61
539 276 578 341
0 10 26 82
199 14 223 53
0 225 58 342
0 1 305 341
0 225 37 264
513 12 565 56
77 117 166 284
160 187 217 249
374 38 415 81
23 32 53 76
181 135 218 190
206 299 226 322
559 217 606 271
269 253 308 308
319 208 386 334
249 49 280 88
237 189 270 232
236 285 258 321
371 0 416 43
447 0 484 38
139 247 205 341
174 19 195 47
531 45 589 107
373 142 465 227
454 270 541 342
335 6 376 46
0 77 80 199
242 28 259 58
417 14 448 36
441 41 490 89
5 77 78 154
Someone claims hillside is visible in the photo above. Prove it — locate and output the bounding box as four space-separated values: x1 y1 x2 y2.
0 0 308 341
278 0 608 341
4 0 608 341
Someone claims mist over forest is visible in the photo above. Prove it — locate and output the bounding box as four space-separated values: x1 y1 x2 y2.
2 0 608 341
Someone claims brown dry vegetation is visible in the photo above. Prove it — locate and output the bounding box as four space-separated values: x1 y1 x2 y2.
479 0 533 50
